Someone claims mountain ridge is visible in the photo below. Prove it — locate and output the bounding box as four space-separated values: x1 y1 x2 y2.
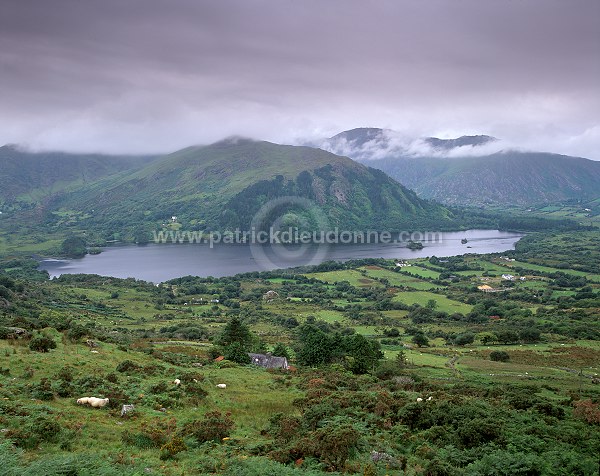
0 140 454 241
317 128 600 207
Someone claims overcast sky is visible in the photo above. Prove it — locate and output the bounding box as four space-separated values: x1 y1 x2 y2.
1 0 599 158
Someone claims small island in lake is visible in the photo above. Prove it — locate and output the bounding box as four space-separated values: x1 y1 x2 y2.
407 240 424 250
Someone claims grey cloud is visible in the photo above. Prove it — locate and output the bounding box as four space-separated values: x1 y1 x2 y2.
0 0 598 157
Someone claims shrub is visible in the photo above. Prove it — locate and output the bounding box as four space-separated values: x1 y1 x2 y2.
53 379 74 398
374 360 403 380
272 342 291 360
454 332 475 346
116 360 141 373
182 410 234 442
573 399 600 425
490 350 510 362
457 417 503 448
67 325 88 341
224 342 251 364
29 335 57 353
55 365 74 382
123 418 177 448
412 333 429 347
294 420 362 471
159 436 187 460
7 414 62 448
29 378 54 400
72 375 108 394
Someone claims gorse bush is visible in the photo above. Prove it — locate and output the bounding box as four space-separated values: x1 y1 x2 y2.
182 410 234 442
490 350 510 362
28 335 56 353
0 440 143 475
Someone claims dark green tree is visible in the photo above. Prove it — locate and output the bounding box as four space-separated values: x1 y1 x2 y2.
519 328 541 343
29 335 57 353
494 330 519 345
490 350 510 362
217 316 252 348
296 325 333 366
454 332 475 346
345 334 383 374
224 342 251 364
61 236 87 258
412 333 429 347
271 342 291 360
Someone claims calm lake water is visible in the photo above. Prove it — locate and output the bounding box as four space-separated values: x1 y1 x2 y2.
40 229 523 282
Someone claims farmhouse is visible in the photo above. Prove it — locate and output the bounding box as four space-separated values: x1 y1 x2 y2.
502 274 515 281
248 353 289 370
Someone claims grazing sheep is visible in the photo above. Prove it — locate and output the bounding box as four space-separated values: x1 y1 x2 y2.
77 397 109 408
88 397 109 408
216 383 227 389
427 396 433 401
416 397 423 403
173 378 181 386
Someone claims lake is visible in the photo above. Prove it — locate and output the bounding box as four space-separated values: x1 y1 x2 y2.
40 229 523 282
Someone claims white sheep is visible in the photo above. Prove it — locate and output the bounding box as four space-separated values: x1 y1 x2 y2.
427 396 433 401
77 397 109 408
173 378 181 386
88 397 109 408
416 397 423 403
216 383 227 389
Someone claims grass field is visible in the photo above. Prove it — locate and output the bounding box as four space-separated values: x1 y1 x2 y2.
360 266 442 290
305 269 383 288
392 290 473 314
398 266 441 280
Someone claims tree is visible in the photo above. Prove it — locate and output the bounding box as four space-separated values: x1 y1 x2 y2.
134 226 152 245
490 350 510 362
271 342 291 360
412 333 429 347
494 330 519 345
426 299 438 310
61 236 86 258
296 325 333 366
454 332 475 346
519 328 541 343
478 332 497 345
224 342 251 364
29 335 57 353
395 350 408 368
217 316 252 348
345 334 383 374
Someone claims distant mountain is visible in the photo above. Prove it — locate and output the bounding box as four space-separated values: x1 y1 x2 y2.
424 135 497 150
0 145 156 203
40 138 453 235
318 129 600 207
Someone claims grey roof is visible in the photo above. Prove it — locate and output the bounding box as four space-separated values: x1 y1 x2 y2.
248 353 289 369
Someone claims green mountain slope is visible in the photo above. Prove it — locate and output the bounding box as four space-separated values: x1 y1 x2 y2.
50 138 453 234
0 145 156 204
320 128 600 207
369 152 600 207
